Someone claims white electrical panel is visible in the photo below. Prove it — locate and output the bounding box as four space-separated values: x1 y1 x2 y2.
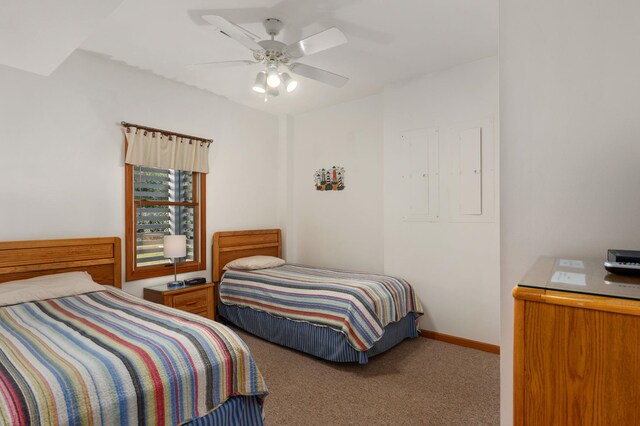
459 127 482 215
400 128 439 222
448 120 496 223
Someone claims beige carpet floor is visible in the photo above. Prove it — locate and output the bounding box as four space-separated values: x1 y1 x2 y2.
232 328 500 426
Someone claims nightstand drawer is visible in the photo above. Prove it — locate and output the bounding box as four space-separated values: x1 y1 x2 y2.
173 289 209 311
143 283 215 320
189 308 209 319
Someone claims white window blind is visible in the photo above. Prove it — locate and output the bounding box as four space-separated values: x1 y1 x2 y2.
134 166 196 268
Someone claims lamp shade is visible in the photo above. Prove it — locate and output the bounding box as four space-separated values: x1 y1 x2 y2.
281 73 297 92
266 65 281 88
252 71 267 93
163 235 186 259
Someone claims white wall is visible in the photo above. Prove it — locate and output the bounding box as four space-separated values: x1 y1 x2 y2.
384 57 500 345
500 0 640 422
289 94 384 272
0 50 279 296
287 58 500 345
277 114 295 260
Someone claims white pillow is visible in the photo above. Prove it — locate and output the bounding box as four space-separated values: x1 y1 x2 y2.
0 271 105 307
224 255 285 271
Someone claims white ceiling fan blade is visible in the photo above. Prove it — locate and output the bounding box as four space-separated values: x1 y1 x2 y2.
230 24 261 41
289 63 349 87
202 15 264 52
187 60 259 68
284 27 347 59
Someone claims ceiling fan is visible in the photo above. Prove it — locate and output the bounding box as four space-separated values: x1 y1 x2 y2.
194 16 349 100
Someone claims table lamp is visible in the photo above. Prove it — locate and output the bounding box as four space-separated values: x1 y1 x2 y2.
164 235 186 287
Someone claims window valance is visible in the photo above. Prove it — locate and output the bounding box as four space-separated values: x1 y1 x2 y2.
124 125 211 173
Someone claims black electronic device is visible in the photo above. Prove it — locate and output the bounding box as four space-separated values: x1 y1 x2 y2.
604 249 640 277
184 277 207 286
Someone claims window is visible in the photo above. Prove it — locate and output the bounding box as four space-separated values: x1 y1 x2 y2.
125 164 206 281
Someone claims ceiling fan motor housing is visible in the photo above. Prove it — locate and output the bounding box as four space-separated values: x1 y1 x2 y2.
255 40 289 64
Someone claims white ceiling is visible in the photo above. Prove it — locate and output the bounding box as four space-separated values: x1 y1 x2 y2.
0 0 123 76
81 0 498 115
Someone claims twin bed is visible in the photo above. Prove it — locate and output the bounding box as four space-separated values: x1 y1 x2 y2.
0 237 267 425
213 229 423 364
0 231 423 424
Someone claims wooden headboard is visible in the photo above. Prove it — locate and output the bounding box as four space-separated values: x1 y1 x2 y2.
212 229 282 283
0 237 122 288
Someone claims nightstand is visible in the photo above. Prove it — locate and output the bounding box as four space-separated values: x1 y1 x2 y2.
143 283 215 320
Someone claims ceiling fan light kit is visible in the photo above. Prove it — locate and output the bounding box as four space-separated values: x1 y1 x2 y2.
199 16 350 102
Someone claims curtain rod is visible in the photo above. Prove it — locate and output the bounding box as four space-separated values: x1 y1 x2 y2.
121 121 213 143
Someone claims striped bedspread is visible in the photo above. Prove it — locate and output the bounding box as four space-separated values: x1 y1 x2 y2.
220 264 423 351
0 288 267 426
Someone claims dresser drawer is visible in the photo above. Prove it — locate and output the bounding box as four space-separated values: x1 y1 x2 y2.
173 289 209 311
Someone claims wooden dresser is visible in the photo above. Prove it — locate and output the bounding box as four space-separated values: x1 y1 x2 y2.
513 257 640 425
144 282 215 320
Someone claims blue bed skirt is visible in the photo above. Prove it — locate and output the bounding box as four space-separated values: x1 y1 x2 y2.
185 395 264 426
218 303 420 364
